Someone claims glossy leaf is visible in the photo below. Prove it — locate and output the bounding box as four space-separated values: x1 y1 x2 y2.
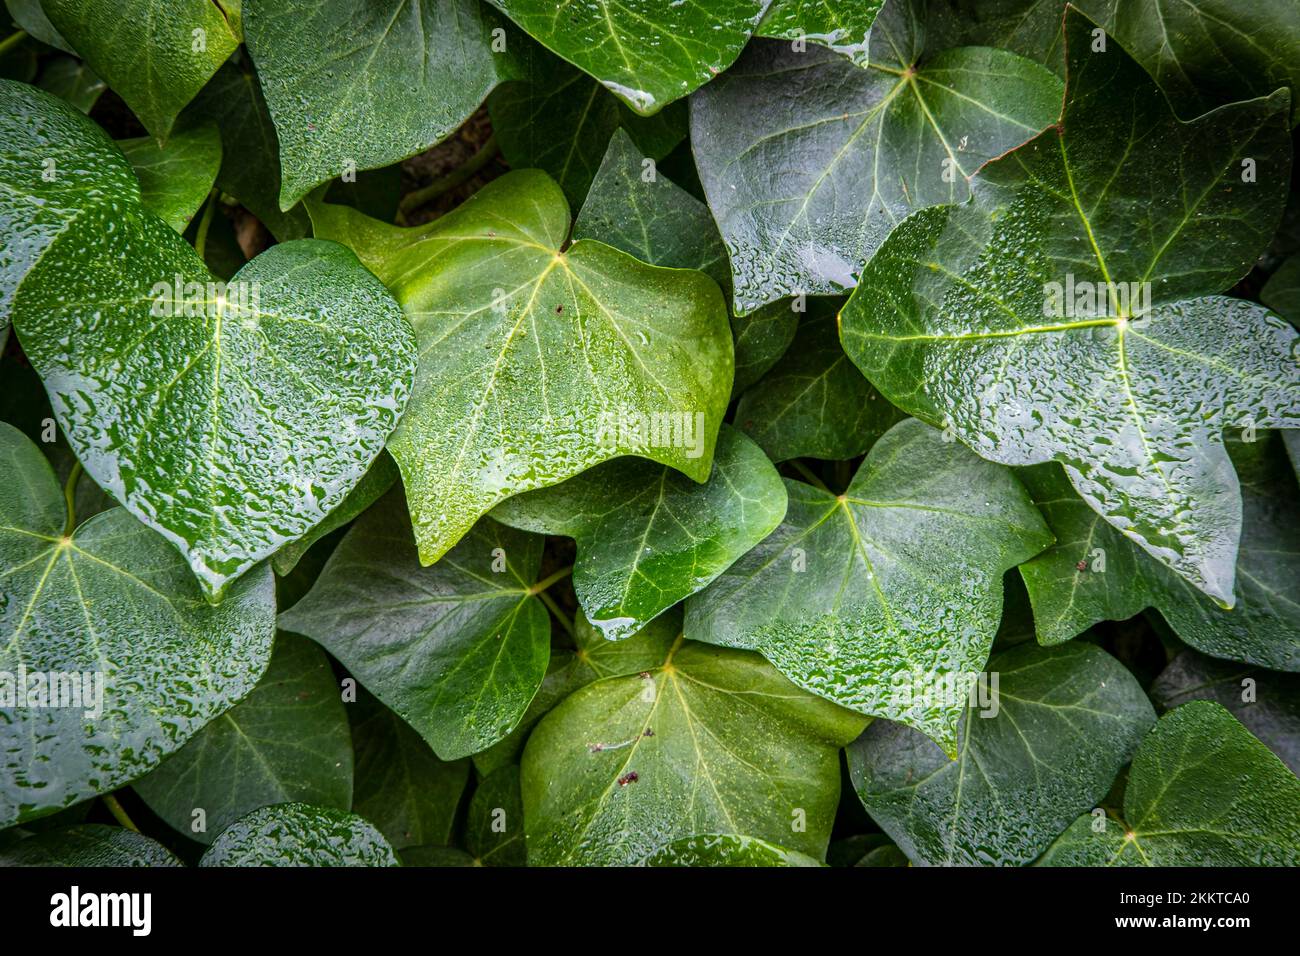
199 802 399 867
307 169 733 565
0 423 276 826
840 9 1296 606
2 82 417 599
493 426 786 641
731 300 799 396
5 0 73 53
692 0 1064 313
0 825 182 866
757 0 885 67
119 124 221 232
486 0 768 115
466 765 525 866
644 833 821 867
1040 702 1300 866
133 632 353 844
280 490 551 761
1018 435 1300 670
849 642 1154 866
43 0 239 140
685 418 1052 754
735 305 903 462
244 0 518 209
521 633 866 865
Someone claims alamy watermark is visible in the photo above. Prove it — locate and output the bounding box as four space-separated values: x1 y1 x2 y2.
0 667 104 719
890 669 1000 718
594 407 708 459
149 274 261 319
1043 274 1151 320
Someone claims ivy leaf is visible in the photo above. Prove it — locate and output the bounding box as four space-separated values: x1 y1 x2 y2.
685 418 1052 754
5 0 73 54
848 642 1154 866
350 691 469 850
199 802 399 867
644 834 822 867
118 124 221 233
691 0 1064 313
243 0 518 210
0 423 276 827
1152 650 1300 774
307 169 733 566
466 765 525 866
735 305 903 462
573 128 728 288
488 43 687 209
1262 254 1300 326
1040 702 1300 866
133 632 353 844
37 56 105 113
485 0 768 116
840 9 1296 607
926 0 1070 73
732 300 799 396
1018 434 1300 671
2 82 417 599
0 825 182 866
756 0 886 67
279 490 551 761
43 0 239 141
521 634 866 865
493 426 786 641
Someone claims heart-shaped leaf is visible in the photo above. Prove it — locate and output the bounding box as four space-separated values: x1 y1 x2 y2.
244 0 518 209
279 490 552 760
485 0 769 115
735 305 903 462
685 417 1052 754
644 834 822 867
307 169 733 565
118 123 221 232
199 802 399 866
840 9 1296 606
43 0 239 140
0 423 276 826
521 633 866 865
493 425 786 641
756 0 886 67
0 824 182 866
1018 434 1300 670
691 0 1063 313
2 82 417 599
848 642 1154 866
133 631 353 844
1039 702 1300 866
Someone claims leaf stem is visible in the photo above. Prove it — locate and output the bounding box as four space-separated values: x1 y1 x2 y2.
530 564 573 595
537 590 575 638
62 462 83 537
790 460 829 492
0 30 27 58
193 188 218 260
397 134 499 221
101 793 139 832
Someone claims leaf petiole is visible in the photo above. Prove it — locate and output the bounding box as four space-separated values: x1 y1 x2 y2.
0 30 27 58
62 462 83 537
101 792 139 832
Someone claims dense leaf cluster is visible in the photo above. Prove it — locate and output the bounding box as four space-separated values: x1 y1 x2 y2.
0 0 1297 867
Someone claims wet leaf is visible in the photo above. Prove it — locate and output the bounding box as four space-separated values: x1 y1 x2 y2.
756 0 886 67
118 124 221 233
0 825 182 866
644 833 822 867
199 802 399 866
466 765 525 866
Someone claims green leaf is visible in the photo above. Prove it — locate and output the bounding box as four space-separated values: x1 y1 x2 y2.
0 422 276 826
1040 702 1300 866
279 490 551 760
199 802 399 866
307 169 733 565
1152 650 1300 775
488 43 687 209
691 0 1064 313
1018 434 1300 670
0 825 182 866
643 833 822 867
493 426 786 641
840 9 1296 607
849 642 1154 866
466 765 525 866
486 0 768 115
521 633 866 865
731 300 799 396
756 0 886 67
184 56 312 242
43 0 239 140
1262 254 1300 326
2 82 417 599
685 418 1052 754
37 56 104 113
350 690 469 851
243 0 518 210
735 304 903 462
5 0 73 53
573 128 728 288
133 631 353 844
119 124 221 232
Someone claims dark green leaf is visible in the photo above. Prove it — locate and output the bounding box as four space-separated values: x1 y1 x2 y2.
199 802 399 866
0 824 182 866
37 56 104 112
643 833 822 867
466 765 524 866
118 124 221 232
